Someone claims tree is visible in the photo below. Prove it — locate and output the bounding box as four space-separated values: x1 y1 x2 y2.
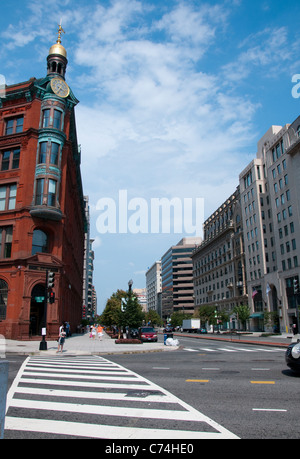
196 305 216 325
170 311 192 328
100 289 127 327
123 291 144 328
233 304 250 330
145 309 162 326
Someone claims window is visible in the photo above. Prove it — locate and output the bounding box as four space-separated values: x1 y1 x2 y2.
35 178 57 207
48 179 57 206
53 110 62 129
5 116 23 135
0 279 8 320
0 184 17 211
38 142 47 164
42 109 50 128
32 229 48 255
0 148 20 170
38 142 60 165
0 226 13 258
50 143 59 165
35 178 44 205
41 108 62 130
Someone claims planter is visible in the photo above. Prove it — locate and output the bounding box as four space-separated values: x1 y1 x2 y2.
115 339 142 344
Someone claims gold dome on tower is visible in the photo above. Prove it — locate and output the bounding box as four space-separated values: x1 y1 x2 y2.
49 24 67 58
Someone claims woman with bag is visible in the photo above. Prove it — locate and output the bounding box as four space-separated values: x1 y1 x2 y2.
56 327 66 353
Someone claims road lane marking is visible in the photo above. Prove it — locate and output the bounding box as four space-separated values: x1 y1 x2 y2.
251 368 270 371
250 381 275 384
252 408 287 412
186 379 210 383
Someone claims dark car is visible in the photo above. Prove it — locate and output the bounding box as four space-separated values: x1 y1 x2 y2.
196 327 207 334
285 341 300 373
139 326 158 342
129 328 139 339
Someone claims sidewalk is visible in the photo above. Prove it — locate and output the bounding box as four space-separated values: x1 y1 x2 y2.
173 330 297 348
2 329 298 357
2 331 179 356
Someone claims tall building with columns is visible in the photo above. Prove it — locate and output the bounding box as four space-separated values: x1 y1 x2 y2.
0 26 86 339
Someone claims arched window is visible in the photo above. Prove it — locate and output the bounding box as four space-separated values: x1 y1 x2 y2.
32 229 48 255
0 279 8 320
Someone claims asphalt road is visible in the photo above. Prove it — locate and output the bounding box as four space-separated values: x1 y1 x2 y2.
108 335 300 439
4 336 300 440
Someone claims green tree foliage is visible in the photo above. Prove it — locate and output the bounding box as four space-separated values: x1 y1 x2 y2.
233 304 251 330
196 305 216 325
170 311 192 328
145 309 162 326
123 292 144 328
100 289 144 329
100 289 126 327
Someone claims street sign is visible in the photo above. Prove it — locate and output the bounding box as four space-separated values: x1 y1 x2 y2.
35 296 44 303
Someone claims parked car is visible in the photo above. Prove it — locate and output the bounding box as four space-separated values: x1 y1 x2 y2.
285 341 300 373
139 326 158 342
196 327 207 334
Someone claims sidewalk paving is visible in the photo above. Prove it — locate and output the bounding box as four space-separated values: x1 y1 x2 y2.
2 329 298 357
2 331 179 356
173 331 298 348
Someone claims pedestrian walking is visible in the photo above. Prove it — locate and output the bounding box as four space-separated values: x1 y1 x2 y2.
92 325 97 340
97 324 103 340
57 327 66 353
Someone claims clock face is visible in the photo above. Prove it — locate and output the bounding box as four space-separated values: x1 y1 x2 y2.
50 78 70 98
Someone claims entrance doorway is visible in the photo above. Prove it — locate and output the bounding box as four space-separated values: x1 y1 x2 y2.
30 284 46 336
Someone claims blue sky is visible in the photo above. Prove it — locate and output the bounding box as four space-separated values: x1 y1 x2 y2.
1 0 300 313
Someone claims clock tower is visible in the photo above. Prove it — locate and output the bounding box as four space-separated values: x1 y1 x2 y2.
30 24 77 222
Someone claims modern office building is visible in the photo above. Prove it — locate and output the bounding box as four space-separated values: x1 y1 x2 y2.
239 116 300 333
133 288 147 312
145 261 161 314
161 237 201 320
192 188 247 328
0 27 86 339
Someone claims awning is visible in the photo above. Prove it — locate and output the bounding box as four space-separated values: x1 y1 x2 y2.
249 313 264 319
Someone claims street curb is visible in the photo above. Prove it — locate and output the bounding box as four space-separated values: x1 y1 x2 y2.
171 332 290 348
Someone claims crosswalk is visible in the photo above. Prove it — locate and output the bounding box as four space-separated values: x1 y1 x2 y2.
4 355 238 439
184 345 285 353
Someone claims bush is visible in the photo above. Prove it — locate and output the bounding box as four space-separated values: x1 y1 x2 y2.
115 339 142 344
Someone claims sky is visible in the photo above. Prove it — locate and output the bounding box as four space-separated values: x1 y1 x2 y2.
1 0 300 313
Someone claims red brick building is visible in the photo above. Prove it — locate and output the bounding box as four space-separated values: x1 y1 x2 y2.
0 28 86 339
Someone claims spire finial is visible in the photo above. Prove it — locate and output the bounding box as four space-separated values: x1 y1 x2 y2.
57 23 65 44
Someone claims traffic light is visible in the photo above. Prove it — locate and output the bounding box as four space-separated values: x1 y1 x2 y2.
48 271 55 288
293 277 299 295
49 291 55 304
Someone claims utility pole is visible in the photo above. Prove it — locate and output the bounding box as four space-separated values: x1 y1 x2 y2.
39 269 48 350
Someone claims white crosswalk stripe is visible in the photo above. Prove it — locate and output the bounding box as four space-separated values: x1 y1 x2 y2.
4 355 238 439
184 346 285 353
